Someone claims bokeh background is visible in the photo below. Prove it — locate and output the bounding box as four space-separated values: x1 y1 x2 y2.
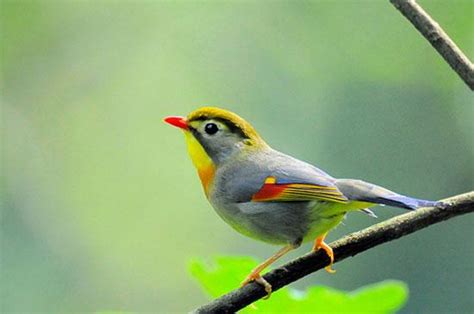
1 0 473 313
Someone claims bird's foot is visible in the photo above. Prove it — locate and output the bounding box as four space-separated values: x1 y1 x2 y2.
313 235 336 274
241 272 272 299
324 264 336 274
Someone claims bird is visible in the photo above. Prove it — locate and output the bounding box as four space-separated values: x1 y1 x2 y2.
164 107 439 297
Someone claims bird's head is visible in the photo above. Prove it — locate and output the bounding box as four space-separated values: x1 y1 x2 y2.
164 107 267 168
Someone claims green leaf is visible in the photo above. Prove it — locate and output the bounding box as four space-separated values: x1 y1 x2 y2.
189 256 408 313
189 256 257 297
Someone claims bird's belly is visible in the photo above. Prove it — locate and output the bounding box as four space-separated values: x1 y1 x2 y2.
302 212 346 243
210 200 313 245
302 201 372 243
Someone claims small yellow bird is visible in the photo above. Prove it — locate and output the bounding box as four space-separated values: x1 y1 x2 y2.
164 107 438 296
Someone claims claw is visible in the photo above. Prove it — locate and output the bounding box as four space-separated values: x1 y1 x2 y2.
313 234 336 273
324 264 336 274
256 277 272 299
241 273 272 298
239 244 296 299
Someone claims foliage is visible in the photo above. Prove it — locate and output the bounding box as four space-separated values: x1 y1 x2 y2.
189 256 408 313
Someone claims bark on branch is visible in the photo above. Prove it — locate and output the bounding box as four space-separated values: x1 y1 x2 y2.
390 0 474 90
194 191 474 313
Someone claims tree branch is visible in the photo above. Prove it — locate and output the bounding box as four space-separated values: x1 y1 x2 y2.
390 0 474 90
193 191 474 313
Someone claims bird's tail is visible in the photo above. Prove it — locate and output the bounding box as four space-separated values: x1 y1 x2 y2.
368 194 439 210
335 179 440 210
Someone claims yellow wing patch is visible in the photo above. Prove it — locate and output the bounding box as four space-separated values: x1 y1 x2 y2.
252 176 348 203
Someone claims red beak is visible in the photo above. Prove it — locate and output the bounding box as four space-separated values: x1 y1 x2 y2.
164 116 188 130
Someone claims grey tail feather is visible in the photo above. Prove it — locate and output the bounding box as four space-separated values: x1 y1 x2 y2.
365 195 440 210
335 179 440 210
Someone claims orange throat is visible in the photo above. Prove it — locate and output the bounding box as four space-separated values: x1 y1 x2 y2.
183 130 216 197
197 164 215 196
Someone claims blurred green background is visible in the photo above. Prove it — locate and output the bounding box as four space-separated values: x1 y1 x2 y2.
1 0 473 313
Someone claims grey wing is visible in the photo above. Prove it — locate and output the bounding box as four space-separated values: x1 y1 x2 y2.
214 148 343 204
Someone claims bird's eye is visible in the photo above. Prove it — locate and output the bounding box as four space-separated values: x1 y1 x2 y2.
204 123 219 135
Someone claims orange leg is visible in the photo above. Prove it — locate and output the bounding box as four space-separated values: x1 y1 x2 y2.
241 244 295 299
312 233 336 273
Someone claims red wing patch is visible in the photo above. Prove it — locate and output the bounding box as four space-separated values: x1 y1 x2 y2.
252 176 348 203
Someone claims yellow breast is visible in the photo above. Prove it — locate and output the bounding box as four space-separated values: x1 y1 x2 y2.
184 132 216 196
